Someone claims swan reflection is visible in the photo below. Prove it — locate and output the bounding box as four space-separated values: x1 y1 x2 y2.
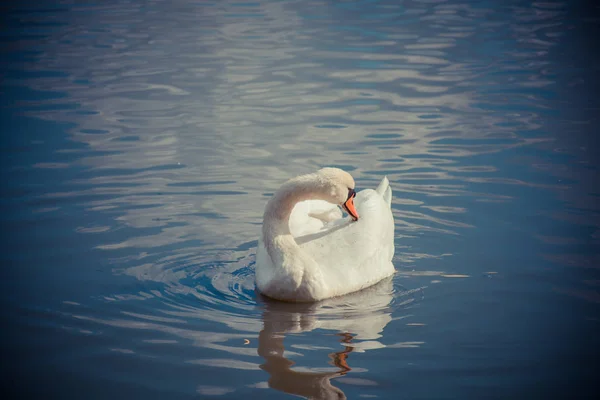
257 277 396 399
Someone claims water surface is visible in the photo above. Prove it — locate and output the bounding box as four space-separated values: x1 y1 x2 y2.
2 0 599 398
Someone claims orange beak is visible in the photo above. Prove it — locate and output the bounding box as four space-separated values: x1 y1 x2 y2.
342 191 359 221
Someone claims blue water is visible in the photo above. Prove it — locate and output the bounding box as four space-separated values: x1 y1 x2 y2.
2 0 599 398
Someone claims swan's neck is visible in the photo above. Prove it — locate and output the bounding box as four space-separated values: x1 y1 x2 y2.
262 175 327 265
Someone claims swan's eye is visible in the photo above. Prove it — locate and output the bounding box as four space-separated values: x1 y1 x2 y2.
347 188 356 200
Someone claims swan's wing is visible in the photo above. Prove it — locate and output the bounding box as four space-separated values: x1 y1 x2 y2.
375 176 389 195
305 199 343 222
297 178 395 296
383 185 392 207
289 199 343 237
375 176 392 206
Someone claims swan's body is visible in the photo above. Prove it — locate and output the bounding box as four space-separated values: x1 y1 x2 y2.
256 168 395 302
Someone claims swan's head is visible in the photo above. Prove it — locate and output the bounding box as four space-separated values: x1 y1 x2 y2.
315 168 359 221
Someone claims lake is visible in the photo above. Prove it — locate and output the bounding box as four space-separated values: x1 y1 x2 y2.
1 0 599 398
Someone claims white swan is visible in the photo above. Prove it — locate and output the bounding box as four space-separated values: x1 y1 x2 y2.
256 168 395 302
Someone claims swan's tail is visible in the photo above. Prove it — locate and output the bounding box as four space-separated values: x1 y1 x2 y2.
375 176 393 207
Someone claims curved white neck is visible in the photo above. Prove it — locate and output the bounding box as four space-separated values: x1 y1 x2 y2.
262 174 327 265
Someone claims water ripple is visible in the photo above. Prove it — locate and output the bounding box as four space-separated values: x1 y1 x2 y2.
4 0 599 397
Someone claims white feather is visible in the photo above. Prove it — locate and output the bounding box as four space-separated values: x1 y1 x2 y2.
256 169 395 302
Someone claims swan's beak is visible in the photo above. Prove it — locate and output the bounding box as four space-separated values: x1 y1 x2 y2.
342 190 359 221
